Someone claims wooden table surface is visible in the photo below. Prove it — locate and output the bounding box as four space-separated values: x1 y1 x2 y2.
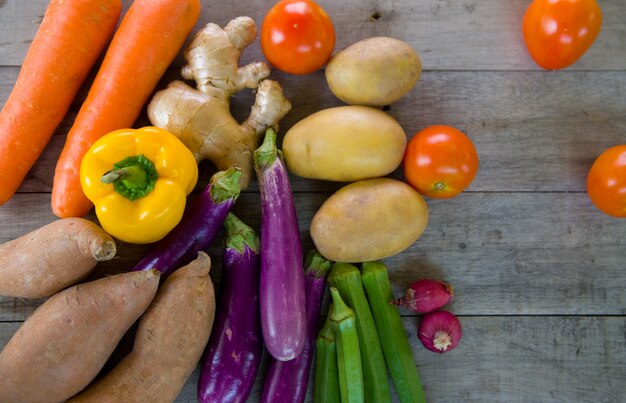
1 0 625 402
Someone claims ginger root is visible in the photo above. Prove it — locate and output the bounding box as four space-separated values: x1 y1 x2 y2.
148 16 292 188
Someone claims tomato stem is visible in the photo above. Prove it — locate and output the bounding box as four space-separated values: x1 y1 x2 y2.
433 182 447 192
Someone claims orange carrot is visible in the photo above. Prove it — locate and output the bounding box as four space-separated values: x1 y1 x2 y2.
51 0 202 218
0 0 122 206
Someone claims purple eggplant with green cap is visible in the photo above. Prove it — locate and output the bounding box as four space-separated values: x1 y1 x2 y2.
261 250 333 403
132 166 241 278
254 127 306 361
197 213 262 403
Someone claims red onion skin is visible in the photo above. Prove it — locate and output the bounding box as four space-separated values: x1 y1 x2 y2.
418 311 462 353
393 279 454 314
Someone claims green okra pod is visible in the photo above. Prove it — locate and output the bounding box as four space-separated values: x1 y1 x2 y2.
314 310 340 403
361 261 426 403
329 287 364 403
328 263 392 403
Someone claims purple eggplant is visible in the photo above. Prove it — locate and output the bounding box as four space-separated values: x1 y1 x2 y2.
131 167 241 278
254 128 306 361
197 213 262 403
261 250 333 403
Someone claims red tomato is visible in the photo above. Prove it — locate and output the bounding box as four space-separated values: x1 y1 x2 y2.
260 0 335 75
403 125 479 199
587 145 626 218
522 0 602 70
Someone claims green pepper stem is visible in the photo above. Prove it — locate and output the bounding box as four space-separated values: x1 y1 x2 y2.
101 154 158 201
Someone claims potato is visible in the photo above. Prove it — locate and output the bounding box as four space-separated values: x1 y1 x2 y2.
283 106 407 181
325 37 421 106
311 178 428 262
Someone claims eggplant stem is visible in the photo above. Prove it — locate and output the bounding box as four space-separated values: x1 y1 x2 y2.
224 213 259 254
210 166 242 204
305 249 333 278
254 128 279 171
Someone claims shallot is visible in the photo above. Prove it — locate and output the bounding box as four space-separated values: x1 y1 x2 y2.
417 311 462 353
392 279 454 314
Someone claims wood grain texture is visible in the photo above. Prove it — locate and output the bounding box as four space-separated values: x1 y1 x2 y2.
1 317 624 402
1 66 624 194
1 1 625 402
2 192 624 321
1 0 625 70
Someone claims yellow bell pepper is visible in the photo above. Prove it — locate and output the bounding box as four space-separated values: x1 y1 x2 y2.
80 126 198 244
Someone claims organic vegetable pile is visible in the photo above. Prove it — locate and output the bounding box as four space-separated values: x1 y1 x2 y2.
0 0 620 402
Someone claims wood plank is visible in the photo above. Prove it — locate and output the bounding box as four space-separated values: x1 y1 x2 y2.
1 67 624 194
1 317 624 402
1 2 624 402
1 0 625 70
1 192 624 320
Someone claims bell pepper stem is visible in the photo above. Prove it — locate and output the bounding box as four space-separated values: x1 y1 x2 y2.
100 154 158 201
101 165 147 190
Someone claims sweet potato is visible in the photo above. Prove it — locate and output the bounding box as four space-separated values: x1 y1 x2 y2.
0 218 116 298
69 252 215 402
0 269 160 403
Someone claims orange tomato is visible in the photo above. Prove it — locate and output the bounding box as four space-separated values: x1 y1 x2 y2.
522 0 602 70
587 145 626 218
403 125 479 199
260 0 335 75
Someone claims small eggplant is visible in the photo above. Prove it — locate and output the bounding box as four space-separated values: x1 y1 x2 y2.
197 214 262 403
254 128 306 361
131 167 241 278
261 250 332 403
